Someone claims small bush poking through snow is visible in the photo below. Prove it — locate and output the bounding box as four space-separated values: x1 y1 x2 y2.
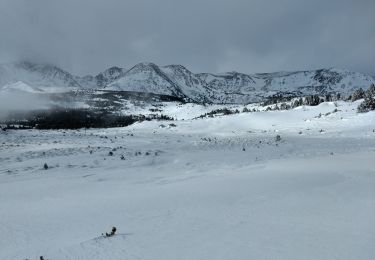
242 107 250 113
102 226 117 238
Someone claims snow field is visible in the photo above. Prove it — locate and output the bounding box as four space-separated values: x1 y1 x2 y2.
0 101 374 260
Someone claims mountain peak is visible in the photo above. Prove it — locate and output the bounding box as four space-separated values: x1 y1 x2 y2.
95 66 124 87
131 62 159 69
163 64 189 70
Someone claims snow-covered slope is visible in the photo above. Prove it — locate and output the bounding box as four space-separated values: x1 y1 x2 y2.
0 61 374 103
1 81 42 93
159 65 214 103
95 66 125 87
1 101 375 260
106 63 185 98
0 62 82 92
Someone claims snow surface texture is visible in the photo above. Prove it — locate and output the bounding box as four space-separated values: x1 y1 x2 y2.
0 62 374 104
1 101 375 260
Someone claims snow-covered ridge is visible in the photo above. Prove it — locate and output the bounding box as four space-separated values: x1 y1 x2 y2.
0 61 374 104
1 81 42 93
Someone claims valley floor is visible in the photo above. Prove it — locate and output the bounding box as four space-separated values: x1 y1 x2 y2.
1 101 375 260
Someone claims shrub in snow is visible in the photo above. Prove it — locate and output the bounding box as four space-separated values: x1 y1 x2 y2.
105 227 117 237
43 163 48 170
358 95 375 113
366 84 375 97
357 85 375 113
351 88 366 101
108 151 113 156
196 107 238 119
275 135 281 142
242 107 250 113
303 95 321 106
279 103 290 110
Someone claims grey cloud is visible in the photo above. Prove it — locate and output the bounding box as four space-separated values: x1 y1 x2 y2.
0 0 374 75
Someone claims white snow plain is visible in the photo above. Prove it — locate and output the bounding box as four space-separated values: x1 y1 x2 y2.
1 101 375 260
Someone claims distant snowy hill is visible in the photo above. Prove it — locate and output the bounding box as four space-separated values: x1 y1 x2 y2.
1 81 42 93
0 62 81 92
0 61 374 104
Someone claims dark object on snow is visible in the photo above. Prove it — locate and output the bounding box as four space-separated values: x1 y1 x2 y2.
104 226 117 237
40 256 44 260
43 163 48 170
275 135 281 142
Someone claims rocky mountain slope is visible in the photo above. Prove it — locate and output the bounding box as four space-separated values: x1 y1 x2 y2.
0 61 374 104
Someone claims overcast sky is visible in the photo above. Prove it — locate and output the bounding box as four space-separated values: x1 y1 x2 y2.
0 0 374 75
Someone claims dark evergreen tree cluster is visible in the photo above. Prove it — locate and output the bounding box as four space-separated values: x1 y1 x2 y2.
263 93 341 109
28 109 137 129
350 88 366 101
1 109 174 130
196 108 240 118
261 93 297 106
357 85 375 113
303 95 323 106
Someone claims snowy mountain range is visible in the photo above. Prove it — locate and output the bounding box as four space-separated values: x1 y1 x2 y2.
0 61 374 104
